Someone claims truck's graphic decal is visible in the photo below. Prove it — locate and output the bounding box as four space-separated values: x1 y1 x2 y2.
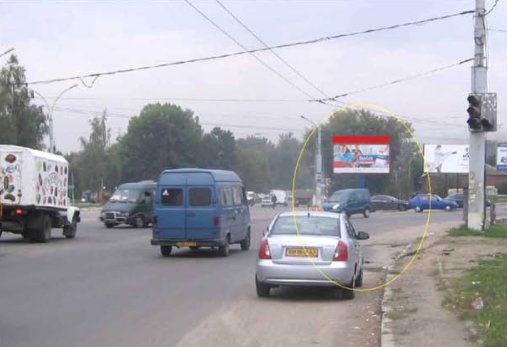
1 154 20 204
35 159 68 206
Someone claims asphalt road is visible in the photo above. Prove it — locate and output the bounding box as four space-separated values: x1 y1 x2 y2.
0 206 464 347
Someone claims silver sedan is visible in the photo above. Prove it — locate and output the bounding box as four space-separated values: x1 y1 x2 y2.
255 211 369 299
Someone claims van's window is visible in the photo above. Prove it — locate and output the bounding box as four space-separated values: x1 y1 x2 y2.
190 188 211 206
161 188 183 206
232 186 242 205
110 188 142 202
220 186 233 206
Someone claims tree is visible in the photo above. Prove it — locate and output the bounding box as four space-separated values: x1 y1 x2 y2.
0 55 47 149
70 111 112 194
201 127 237 169
234 147 271 192
119 103 204 181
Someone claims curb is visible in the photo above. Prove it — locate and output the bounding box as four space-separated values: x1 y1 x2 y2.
380 243 414 347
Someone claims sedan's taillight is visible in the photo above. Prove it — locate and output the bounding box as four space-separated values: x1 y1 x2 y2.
258 239 271 259
333 240 348 261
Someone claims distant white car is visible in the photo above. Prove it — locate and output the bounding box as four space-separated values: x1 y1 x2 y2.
247 191 256 206
261 196 274 207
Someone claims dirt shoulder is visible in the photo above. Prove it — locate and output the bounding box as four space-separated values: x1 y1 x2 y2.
382 223 507 347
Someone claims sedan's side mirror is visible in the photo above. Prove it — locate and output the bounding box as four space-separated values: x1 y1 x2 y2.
356 231 370 240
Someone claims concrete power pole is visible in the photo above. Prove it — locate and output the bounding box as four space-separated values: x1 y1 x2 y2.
468 0 488 230
315 126 323 206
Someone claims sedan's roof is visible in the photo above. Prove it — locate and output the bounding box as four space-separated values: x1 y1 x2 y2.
277 211 342 219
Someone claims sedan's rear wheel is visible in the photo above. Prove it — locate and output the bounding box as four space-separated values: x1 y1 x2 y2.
415 206 423 213
341 278 355 300
255 277 270 297
444 205 452 211
355 269 363 287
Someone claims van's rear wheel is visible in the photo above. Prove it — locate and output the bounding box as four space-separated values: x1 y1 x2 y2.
160 245 172 257
363 208 371 218
218 236 230 257
240 231 251 251
134 215 145 228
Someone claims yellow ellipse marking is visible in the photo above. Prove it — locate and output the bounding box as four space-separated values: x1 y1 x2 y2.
291 103 432 292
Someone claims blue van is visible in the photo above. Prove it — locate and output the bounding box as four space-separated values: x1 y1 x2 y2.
151 169 251 257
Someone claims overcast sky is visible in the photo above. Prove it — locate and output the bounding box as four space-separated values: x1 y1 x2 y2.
1 0 506 153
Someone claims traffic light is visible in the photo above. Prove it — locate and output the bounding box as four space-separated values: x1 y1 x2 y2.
466 93 497 132
467 94 482 130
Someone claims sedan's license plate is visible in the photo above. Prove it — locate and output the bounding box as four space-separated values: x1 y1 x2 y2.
177 241 196 247
286 248 318 257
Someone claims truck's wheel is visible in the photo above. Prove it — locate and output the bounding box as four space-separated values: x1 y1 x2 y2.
160 245 172 257
33 214 51 243
63 217 77 239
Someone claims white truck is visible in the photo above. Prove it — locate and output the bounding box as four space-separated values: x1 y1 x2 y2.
0 145 80 242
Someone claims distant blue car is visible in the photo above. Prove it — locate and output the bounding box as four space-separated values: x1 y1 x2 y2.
407 194 458 212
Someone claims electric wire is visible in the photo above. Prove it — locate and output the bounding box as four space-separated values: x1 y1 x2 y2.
215 0 330 99
312 58 474 102
184 0 320 101
24 9 474 86
485 0 501 15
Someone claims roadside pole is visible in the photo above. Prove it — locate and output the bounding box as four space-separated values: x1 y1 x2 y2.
315 126 323 206
468 0 487 230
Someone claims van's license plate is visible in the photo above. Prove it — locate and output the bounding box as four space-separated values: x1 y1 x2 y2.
286 248 318 257
177 241 197 247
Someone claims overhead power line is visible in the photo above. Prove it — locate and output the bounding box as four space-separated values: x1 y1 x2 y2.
25 9 474 86
215 0 330 99
184 0 320 101
485 0 501 15
312 58 474 102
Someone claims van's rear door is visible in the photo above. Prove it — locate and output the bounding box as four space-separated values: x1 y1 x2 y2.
186 186 216 240
157 186 186 239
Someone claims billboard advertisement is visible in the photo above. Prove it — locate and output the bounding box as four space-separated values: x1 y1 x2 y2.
497 143 507 172
423 144 469 173
332 136 390 174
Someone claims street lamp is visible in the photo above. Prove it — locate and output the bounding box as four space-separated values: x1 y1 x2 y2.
33 84 78 153
301 115 323 206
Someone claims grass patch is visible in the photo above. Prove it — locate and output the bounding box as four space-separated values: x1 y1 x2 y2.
444 253 507 347
74 202 102 208
490 196 507 204
448 224 507 238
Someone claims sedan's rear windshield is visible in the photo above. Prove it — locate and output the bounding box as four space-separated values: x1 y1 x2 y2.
271 216 341 237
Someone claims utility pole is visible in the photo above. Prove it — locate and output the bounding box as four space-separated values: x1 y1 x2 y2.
301 116 323 206
468 0 487 230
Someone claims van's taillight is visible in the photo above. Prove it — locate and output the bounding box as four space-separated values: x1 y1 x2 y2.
333 240 348 261
258 239 271 259
213 215 220 227
152 216 158 225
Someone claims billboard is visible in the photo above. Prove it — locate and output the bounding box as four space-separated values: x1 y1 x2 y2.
423 144 469 173
497 143 507 172
332 136 390 174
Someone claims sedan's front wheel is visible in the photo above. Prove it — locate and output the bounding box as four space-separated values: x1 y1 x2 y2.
255 277 270 298
444 205 452 212
415 206 423 213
